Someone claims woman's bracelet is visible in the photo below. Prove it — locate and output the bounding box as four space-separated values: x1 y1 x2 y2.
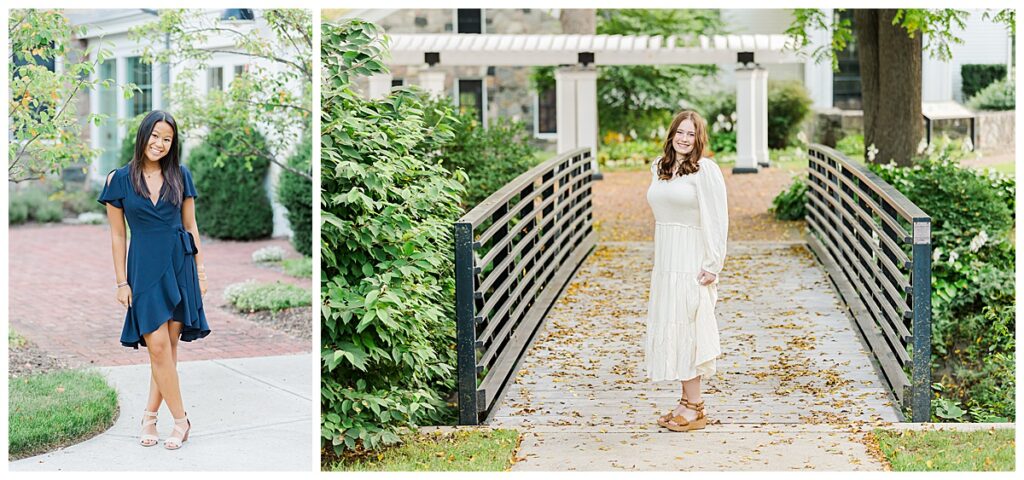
116 281 128 288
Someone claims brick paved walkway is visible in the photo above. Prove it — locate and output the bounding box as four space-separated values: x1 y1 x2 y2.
9 223 311 367
593 163 806 242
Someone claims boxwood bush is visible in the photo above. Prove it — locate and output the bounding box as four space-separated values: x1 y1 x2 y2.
967 77 1015 111
960 64 1006 99
278 134 313 255
187 120 274 240
767 80 813 148
321 19 466 455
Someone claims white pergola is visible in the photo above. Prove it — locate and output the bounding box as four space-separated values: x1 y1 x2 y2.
369 33 804 174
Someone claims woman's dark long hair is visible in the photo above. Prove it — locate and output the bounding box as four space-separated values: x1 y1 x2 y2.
657 110 709 180
129 110 184 206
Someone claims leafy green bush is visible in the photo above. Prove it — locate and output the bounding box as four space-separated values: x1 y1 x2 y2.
767 80 813 148
9 187 63 223
425 96 537 209
835 133 865 159
279 135 313 256
224 280 311 313
597 139 663 169
187 118 274 240
321 19 466 455
283 257 312 278
967 77 1015 111
960 64 1006 99
692 89 737 154
869 140 1015 422
770 176 807 220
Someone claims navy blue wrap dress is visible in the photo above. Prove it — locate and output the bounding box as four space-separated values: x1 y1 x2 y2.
98 164 211 349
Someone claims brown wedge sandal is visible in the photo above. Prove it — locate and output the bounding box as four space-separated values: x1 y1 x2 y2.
656 394 687 428
664 399 707 432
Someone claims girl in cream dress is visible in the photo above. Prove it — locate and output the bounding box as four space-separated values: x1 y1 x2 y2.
644 110 729 432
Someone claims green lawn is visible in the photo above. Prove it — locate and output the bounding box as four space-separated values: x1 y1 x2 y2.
9 370 119 459
326 428 520 471
875 428 1015 471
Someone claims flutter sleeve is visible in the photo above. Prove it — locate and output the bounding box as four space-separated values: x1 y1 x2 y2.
181 164 198 199
97 169 125 209
696 157 729 280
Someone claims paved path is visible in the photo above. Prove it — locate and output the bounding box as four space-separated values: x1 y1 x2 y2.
10 354 313 471
489 241 900 471
9 224 310 366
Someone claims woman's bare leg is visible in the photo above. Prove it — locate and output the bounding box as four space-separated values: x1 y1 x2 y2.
144 321 183 412
144 321 186 419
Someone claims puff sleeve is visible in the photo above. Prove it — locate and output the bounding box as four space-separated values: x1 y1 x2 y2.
181 164 198 199
696 157 729 278
97 169 125 209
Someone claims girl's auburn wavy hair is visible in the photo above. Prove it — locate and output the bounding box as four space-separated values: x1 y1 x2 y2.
656 110 709 180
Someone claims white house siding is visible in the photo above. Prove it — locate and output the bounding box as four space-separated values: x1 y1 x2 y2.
69 9 301 238
934 10 1012 103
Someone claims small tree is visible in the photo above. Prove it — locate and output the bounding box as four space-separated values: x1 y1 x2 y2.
129 9 312 180
785 8 1014 166
8 9 134 183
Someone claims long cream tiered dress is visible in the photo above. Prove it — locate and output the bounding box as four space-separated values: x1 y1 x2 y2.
644 156 729 382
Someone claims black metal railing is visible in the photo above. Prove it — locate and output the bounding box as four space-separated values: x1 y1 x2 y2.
454 147 596 424
804 144 932 422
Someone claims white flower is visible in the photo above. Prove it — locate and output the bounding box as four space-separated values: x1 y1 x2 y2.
867 143 879 163
252 245 285 263
629 129 637 139
723 121 733 131
712 123 721 133
797 131 808 145
917 138 928 154
730 112 737 122
932 246 943 263
968 230 989 253
717 114 726 123
947 250 959 265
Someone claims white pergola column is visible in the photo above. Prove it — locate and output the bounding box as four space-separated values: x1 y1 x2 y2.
555 66 601 178
734 66 768 174
367 73 393 99
417 70 446 97
753 67 770 167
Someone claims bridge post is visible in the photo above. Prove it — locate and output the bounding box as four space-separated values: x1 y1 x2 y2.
417 70 446 97
454 222 479 425
911 218 932 422
734 65 768 173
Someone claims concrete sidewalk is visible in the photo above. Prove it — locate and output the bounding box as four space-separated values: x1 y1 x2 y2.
10 354 312 471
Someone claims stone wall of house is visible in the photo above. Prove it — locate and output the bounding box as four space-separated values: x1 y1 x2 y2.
375 9 562 149
974 110 1014 153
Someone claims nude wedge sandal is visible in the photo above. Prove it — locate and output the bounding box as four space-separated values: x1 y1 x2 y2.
656 394 687 428
139 410 159 447
165 413 191 450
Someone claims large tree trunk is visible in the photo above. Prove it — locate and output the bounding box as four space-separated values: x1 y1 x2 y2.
853 9 923 167
559 9 596 34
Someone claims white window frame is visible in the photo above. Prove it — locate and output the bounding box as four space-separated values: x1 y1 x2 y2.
533 91 558 140
454 77 488 129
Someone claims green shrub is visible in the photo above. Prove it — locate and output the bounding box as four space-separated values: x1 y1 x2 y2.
960 64 1006 99
767 80 813 148
33 201 64 222
835 133 865 159
321 19 466 455
283 257 312 278
967 77 1015 111
187 120 274 240
52 188 105 216
868 142 1015 423
769 175 807 220
597 139 663 169
9 198 29 225
427 96 538 209
693 89 737 154
224 280 311 313
279 135 313 256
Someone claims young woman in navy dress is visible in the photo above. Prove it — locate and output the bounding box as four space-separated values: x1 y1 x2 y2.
99 110 210 449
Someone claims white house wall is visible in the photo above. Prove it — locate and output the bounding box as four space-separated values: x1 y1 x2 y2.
74 10 301 238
